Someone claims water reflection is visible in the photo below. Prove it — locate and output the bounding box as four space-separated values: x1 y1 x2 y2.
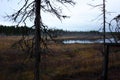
63 38 120 44
63 40 94 44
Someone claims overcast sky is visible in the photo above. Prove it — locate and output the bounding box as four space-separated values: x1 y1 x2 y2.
0 0 120 31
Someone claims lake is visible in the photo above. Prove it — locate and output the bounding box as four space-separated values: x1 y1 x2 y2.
63 38 120 44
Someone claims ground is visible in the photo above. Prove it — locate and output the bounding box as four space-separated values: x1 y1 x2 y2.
0 36 120 80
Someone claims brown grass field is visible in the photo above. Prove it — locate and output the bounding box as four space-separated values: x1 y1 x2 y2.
0 36 120 80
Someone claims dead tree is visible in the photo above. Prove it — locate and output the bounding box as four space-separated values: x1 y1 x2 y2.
34 0 41 80
88 0 109 79
109 14 120 42
6 0 75 80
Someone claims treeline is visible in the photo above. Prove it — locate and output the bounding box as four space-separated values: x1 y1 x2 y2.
0 25 65 37
0 25 100 36
0 25 33 35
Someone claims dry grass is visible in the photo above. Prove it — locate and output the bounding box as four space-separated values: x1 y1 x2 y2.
0 36 120 80
0 36 21 49
54 35 102 40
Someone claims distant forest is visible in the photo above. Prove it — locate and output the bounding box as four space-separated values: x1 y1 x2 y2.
0 25 101 37
0 25 65 37
0 25 33 35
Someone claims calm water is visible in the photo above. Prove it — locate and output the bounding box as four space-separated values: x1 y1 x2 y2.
63 38 120 44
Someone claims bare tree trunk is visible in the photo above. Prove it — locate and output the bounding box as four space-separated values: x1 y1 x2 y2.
102 0 108 80
103 0 106 44
34 0 41 80
103 45 109 80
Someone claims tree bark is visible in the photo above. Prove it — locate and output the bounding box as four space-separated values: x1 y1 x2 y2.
103 0 106 44
34 0 41 80
103 45 109 80
102 0 109 80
